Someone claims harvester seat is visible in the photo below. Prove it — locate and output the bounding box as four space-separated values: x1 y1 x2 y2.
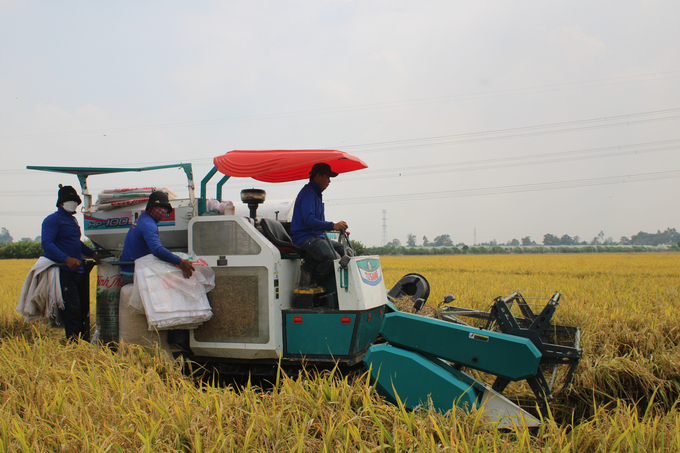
260 218 303 255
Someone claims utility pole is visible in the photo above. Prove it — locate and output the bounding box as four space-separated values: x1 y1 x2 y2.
474 228 477 246
381 210 388 246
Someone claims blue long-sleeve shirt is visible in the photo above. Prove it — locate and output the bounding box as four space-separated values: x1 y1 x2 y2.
41 207 94 273
120 212 181 273
290 179 334 245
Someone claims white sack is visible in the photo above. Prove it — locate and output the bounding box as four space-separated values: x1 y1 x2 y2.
16 257 64 326
119 284 172 359
132 253 214 330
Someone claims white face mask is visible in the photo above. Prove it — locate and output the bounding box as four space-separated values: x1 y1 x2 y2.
62 201 79 213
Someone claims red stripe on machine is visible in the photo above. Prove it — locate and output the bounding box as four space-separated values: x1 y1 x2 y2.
341 316 351 325
293 316 303 324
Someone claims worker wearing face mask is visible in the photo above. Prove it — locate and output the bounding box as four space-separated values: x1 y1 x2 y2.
41 185 102 342
119 190 194 286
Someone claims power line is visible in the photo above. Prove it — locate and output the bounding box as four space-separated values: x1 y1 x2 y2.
2 108 678 178
327 170 680 205
342 109 680 153
2 70 679 141
4 169 678 217
341 140 680 181
2 139 679 198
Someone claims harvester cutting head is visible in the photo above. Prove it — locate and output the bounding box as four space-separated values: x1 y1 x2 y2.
368 274 583 424
439 291 582 416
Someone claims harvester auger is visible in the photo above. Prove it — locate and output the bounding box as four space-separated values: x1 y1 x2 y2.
438 291 583 416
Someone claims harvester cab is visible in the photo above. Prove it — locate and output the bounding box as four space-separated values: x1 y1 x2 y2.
28 149 582 428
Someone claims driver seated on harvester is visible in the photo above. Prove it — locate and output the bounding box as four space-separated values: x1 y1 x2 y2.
290 162 351 285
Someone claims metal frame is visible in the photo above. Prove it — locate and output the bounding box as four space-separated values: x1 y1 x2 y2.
27 163 196 217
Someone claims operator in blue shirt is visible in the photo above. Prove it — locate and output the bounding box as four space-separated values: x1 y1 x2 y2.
41 185 102 342
291 162 349 284
120 191 194 286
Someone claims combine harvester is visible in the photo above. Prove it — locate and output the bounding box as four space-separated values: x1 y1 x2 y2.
29 149 582 427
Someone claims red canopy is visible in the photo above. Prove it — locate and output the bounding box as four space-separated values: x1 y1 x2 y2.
213 149 368 183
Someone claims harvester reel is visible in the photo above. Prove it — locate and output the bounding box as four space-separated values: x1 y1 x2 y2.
442 291 582 416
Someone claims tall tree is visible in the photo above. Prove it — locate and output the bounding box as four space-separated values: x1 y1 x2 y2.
433 234 453 247
630 228 680 245
406 233 417 247
0 227 12 244
543 233 560 246
590 230 605 245
349 240 366 255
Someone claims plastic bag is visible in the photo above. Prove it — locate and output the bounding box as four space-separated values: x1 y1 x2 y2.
206 199 235 215
132 253 214 330
119 284 172 358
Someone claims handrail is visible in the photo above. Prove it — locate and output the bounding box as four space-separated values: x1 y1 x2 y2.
216 175 231 202
199 166 218 215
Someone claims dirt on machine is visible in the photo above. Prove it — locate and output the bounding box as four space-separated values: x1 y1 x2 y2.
28 149 583 427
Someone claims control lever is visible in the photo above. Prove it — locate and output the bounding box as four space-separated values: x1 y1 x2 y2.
339 255 351 269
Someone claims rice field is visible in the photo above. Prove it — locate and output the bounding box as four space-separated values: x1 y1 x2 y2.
2 254 680 451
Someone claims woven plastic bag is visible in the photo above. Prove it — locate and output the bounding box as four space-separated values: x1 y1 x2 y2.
118 284 173 359
132 253 214 330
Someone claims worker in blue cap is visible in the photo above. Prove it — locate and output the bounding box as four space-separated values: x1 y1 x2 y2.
120 190 194 285
291 162 350 284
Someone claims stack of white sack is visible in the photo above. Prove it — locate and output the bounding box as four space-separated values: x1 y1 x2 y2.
129 253 214 330
94 187 178 211
15 257 64 327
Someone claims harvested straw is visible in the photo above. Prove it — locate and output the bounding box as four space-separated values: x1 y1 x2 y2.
391 296 442 318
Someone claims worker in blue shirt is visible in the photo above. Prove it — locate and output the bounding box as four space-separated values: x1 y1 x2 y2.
120 190 194 285
41 185 101 342
291 162 349 283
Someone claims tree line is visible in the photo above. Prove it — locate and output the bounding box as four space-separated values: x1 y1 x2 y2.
0 240 43 259
369 228 680 255
0 227 43 259
363 243 670 256
382 228 680 248
3 226 680 260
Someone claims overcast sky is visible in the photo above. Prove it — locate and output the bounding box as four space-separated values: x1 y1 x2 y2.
2 1 679 247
